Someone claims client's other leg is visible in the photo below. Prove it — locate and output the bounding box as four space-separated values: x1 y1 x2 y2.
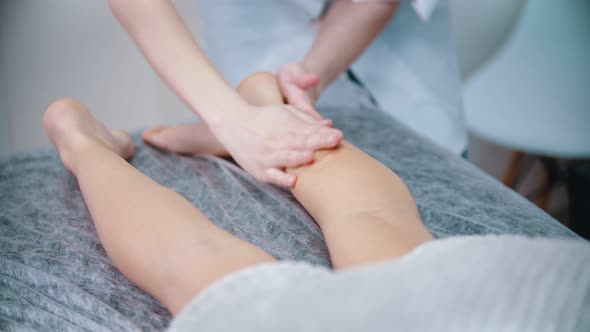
141 74 331 156
142 122 229 156
43 99 274 314
237 73 433 270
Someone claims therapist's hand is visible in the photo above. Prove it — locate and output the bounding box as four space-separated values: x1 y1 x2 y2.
278 63 323 121
211 103 342 188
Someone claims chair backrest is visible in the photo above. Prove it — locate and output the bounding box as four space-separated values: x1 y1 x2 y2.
450 0 527 80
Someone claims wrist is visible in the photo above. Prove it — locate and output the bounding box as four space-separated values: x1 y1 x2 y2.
198 91 250 129
301 58 334 96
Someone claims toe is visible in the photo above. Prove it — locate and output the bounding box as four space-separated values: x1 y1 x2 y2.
141 125 166 139
141 125 165 142
142 127 169 151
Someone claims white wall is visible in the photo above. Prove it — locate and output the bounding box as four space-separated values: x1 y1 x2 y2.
0 0 199 156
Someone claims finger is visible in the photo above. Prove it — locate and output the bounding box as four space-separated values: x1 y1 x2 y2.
320 119 333 127
270 150 314 168
282 118 331 138
303 106 324 121
280 79 310 103
265 168 297 188
280 86 322 122
290 97 323 121
286 105 319 124
142 125 165 140
283 84 308 107
281 82 322 119
294 102 322 121
282 82 307 102
294 73 320 89
300 128 344 150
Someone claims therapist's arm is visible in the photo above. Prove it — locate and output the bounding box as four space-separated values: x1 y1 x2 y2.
107 0 342 187
279 0 398 113
108 0 242 125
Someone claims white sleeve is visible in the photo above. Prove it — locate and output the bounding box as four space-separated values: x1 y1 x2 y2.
351 0 440 21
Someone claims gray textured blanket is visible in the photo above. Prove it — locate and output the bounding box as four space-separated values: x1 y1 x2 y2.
0 104 578 331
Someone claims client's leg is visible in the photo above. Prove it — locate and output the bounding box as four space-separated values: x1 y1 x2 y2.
237 73 433 270
142 72 431 271
43 99 274 315
289 143 433 269
142 122 228 156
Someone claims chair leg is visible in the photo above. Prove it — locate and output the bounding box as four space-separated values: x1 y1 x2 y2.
534 158 560 211
503 151 526 188
535 164 551 210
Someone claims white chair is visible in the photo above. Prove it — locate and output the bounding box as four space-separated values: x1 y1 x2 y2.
453 0 590 214
450 0 527 80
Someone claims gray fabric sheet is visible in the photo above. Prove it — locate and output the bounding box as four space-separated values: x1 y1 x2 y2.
0 103 580 331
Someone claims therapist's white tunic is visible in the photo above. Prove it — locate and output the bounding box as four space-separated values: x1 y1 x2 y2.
193 0 467 154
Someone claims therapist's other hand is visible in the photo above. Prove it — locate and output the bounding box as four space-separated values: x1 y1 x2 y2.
278 63 323 120
211 104 343 188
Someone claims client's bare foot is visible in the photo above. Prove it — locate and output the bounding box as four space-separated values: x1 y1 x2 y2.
43 98 134 172
142 72 335 160
140 72 298 157
143 72 334 165
142 123 228 157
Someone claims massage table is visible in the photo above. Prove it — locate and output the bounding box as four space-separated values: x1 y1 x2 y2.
0 104 578 331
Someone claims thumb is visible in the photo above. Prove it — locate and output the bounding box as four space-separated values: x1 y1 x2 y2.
292 99 323 121
303 107 324 122
265 168 297 188
294 73 320 90
286 104 320 124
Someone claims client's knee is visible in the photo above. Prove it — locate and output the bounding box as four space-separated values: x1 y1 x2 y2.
237 72 283 106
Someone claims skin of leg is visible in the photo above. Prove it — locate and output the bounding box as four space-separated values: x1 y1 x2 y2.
143 71 431 270
289 143 433 269
43 99 275 315
237 73 433 270
142 122 229 156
